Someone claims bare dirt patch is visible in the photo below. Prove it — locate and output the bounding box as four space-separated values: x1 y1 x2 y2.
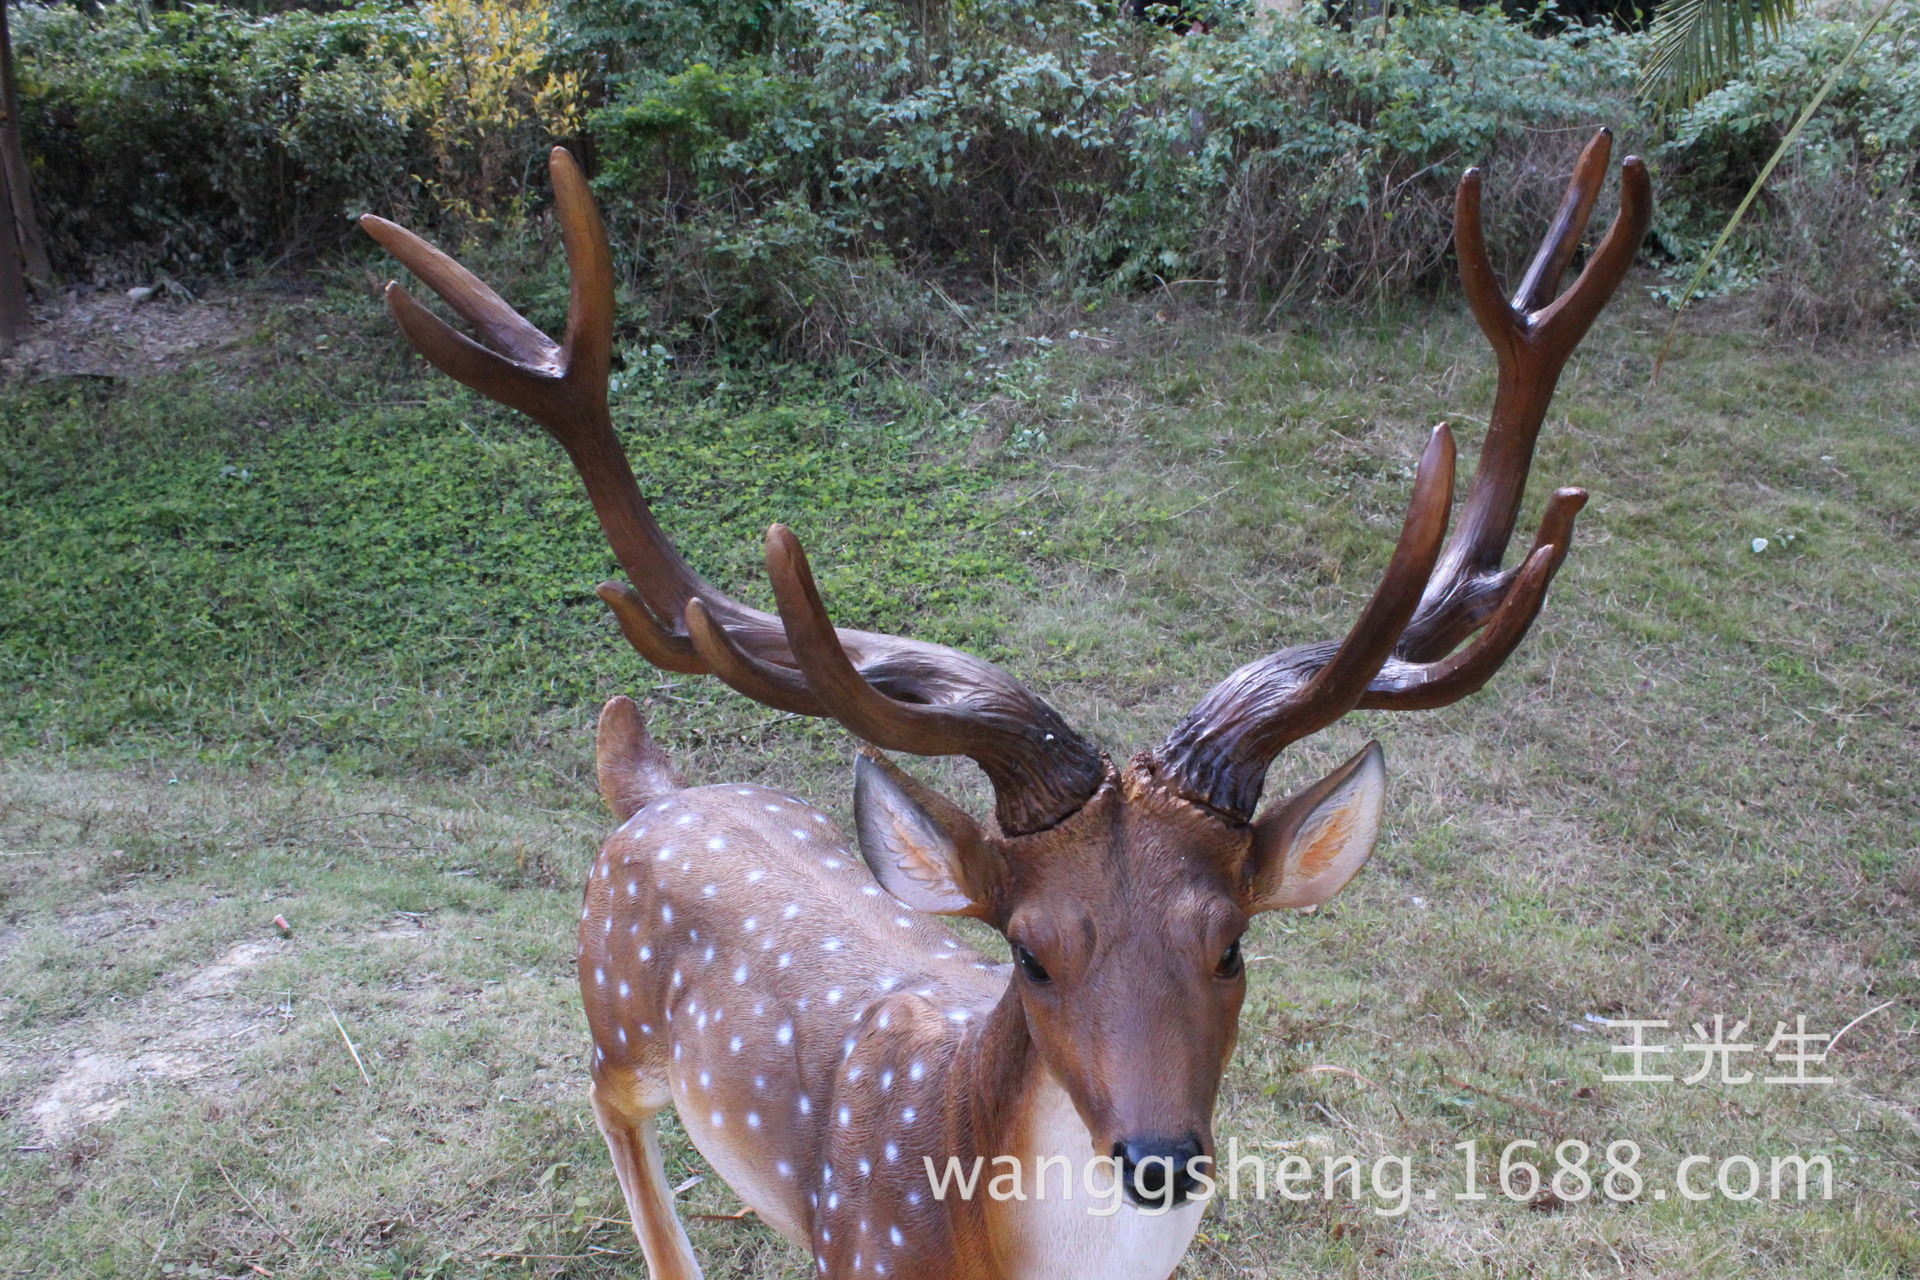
1 285 258 382
21 936 285 1145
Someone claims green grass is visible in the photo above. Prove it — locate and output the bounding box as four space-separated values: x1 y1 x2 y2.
0 291 1029 776
0 281 1916 1279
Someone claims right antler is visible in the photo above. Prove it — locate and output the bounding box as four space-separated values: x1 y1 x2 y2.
1155 130 1652 822
361 150 1106 836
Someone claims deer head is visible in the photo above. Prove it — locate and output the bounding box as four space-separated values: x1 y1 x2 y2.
361 130 1650 1210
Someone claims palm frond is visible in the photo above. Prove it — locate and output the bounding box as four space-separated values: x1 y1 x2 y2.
1638 0 1798 108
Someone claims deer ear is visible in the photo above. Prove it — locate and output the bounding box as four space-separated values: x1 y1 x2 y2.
1244 742 1386 913
854 751 1001 918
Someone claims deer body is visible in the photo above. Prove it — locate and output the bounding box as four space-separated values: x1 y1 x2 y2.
363 133 1650 1280
580 736 1213 1279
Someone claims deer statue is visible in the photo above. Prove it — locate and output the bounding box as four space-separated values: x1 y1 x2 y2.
360 130 1650 1280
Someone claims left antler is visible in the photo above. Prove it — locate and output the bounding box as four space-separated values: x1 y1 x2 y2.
1155 129 1653 822
362 150 1108 837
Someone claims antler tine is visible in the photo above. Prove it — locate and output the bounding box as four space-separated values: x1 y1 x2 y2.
1397 135 1650 664
764 525 1107 835
1511 128 1613 316
366 148 1110 836
1153 427 1455 821
360 216 556 369
597 581 707 675
1361 542 1557 711
1454 168 1524 362
683 597 825 716
378 282 566 429
551 148 616 408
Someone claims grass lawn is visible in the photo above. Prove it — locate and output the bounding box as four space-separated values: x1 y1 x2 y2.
0 277 1915 1279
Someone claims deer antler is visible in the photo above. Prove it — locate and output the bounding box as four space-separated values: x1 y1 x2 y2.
1155 130 1652 822
362 149 1106 835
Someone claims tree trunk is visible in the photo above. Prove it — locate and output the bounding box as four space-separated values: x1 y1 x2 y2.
0 165 26 351
0 0 47 349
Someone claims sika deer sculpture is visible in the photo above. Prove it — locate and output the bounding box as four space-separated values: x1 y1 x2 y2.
361 131 1650 1280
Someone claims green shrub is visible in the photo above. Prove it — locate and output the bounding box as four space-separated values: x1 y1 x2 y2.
14 2 421 276
17 0 1920 342
586 0 1646 353
13 0 581 278
1654 15 1920 335
1094 7 1640 302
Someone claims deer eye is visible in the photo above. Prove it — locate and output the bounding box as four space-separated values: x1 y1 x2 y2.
1014 944 1052 984
1215 938 1244 979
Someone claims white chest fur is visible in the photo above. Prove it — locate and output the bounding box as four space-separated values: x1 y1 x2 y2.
998 1073 1206 1280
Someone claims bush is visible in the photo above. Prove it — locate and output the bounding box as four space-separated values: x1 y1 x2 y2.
384 0 585 234
15 2 420 277
1654 16 1920 336
586 0 1646 353
17 0 1920 343
13 0 581 278
1095 8 1639 304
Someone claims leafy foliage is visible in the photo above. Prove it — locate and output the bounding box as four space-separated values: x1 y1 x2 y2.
1653 12 1920 332
588 0 1642 352
13 0 1920 337
13 2 420 275
1638 0 1798 109
385 0 585 233
11 0 577 277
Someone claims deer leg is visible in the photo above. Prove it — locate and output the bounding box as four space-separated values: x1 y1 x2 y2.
591 1071 703 1280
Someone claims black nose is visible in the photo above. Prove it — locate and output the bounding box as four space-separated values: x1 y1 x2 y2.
1113 1136 1207 1207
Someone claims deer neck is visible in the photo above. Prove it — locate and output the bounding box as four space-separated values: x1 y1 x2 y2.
949 976 1047 1161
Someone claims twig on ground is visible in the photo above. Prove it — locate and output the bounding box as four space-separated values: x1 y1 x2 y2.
1826 1000 1895 1056
688 1208 759 1223
216 1160 301 1255
322 999 374 1087
1302 1064 1407 1125
1444 1073 1563 1122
